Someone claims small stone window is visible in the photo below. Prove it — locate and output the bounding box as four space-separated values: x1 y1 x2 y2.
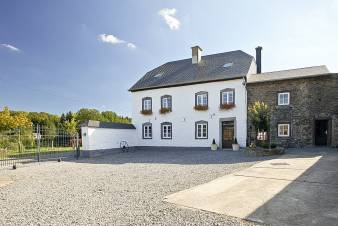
161 122 172 139
142 123 152 139
195 121 208 139
278 124 290 137
278 92 290 105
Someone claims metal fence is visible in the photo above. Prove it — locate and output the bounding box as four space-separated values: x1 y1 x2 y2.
0 125 81 168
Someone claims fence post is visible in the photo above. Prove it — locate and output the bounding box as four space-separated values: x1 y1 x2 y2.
76 132 80 159
37 124 41 162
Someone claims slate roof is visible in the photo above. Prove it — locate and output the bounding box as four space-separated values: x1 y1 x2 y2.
129 50 254 92
81 120 136 129
247 65 330 83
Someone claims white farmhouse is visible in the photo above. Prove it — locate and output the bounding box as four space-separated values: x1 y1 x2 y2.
129 46 259 148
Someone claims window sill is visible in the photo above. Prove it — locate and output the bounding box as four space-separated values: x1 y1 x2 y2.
219 103 235 110
140 110 152 115
159 108 172 114
194 105 208 111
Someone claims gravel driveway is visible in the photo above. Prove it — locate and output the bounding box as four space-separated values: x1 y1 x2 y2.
0 147 271 226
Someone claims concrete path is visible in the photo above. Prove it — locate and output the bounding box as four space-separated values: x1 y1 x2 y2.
164 151 338 225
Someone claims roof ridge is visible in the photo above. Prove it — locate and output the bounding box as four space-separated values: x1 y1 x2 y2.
166 49 252 64
260 65 328 74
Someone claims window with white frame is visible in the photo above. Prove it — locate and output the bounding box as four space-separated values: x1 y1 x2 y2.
195 121 208 139
162 97 169 108
161 122 172 139
161 95 172 109
142 98 152 110
221 90 234 104
142 123 152 139
278 92 290 105
278 124 290 137
196 92 208 106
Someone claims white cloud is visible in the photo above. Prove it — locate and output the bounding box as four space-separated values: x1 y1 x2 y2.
0 43 20 52
98 34 136 50
158 8 181 30
127 42 136 49
98 34 125 44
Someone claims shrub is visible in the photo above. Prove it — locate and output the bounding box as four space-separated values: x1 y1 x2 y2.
194 105 208 111
159 108 171 114
220 103 235 110
270 143 277 149
257 140 269 149
140 110 152 115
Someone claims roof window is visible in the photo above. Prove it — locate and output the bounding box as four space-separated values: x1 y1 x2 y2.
223 62 233 68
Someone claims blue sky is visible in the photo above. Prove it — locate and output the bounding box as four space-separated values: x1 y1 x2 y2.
1 0 338 116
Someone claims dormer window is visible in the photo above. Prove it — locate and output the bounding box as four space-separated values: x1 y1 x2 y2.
194 91 208 111
278 92 290 105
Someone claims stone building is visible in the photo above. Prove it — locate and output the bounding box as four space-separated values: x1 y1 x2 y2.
247 67 338 148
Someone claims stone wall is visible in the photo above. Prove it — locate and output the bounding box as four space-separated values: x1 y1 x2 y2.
247 74 338 148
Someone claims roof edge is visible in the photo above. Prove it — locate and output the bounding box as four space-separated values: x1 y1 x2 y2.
129 76 244 92
247 73 336 84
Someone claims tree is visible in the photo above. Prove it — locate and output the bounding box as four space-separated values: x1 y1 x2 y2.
63 118 77 136
101 111 117 122
0 107 32 131
60 113 66 124
65 111 74 122
248 101 271 145
75 108 103 125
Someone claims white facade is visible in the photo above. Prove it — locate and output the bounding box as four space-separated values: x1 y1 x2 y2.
81 127 136 150
131 78 248 148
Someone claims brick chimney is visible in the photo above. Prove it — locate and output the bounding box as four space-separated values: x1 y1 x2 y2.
191 46 203 64
255 46 262 74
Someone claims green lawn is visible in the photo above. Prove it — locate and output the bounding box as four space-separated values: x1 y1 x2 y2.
1 147 76 158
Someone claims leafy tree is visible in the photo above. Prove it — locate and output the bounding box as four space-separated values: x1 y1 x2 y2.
75 108 103 125
65 111 74 122
101 111 118 122
248 101 271 146
60 113 66 124
63 118 77 136
0 107 32 131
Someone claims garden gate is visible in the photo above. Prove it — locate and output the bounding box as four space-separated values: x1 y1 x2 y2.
0 125 81 168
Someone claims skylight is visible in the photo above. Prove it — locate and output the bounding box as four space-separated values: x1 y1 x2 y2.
154 73 163 78
223 62 233 68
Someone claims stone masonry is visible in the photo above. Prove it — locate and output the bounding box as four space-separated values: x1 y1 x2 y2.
247 74 338 148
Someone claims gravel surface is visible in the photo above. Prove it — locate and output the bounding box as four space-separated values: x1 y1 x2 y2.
0 148 271 225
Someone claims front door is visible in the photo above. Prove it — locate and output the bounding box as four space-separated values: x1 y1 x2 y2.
315 120 328 146
222 121 234 148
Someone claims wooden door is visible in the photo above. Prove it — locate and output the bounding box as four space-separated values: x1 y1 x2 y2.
222 121 234 148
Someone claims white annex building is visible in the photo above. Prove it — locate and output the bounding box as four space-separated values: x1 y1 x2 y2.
82 46 261 150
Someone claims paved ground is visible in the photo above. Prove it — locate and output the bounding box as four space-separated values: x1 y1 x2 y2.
165 148 338 226
0 148 271 226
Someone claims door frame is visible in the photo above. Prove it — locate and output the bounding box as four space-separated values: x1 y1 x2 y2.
219 117 236 149
313 118 332 146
